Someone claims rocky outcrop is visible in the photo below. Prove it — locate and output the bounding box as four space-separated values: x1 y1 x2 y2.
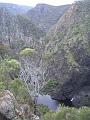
52 68 90 107
0 90 40 120
0 90 16 119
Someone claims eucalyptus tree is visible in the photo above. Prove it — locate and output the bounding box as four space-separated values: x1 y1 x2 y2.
19 48 40 100
0 59 20 89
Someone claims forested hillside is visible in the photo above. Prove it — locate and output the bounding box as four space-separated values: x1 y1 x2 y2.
27 4 70 32
42 0 90 107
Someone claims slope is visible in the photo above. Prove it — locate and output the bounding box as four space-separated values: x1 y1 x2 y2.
27 4 70 32
42 0 90 107
0 8 45 52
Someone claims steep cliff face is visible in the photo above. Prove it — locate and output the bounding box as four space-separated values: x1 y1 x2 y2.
27 4 70 32
0 8 45 52
42 1 90 107
0 90 40 120
0 90 16 119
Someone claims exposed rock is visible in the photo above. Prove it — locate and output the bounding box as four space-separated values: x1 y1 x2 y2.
72 87 90 107
0 90 16 119
0 90 39 120
52 68 90 107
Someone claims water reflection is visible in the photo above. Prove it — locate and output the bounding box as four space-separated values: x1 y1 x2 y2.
37 94 59 110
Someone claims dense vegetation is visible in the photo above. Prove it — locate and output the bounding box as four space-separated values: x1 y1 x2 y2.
44 107 90 120
41 0 90 107
27 4 70 32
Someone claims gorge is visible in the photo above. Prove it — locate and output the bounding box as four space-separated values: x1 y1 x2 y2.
0 0 90 120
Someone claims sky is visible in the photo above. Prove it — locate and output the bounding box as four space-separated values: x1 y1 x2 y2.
0 0 76 6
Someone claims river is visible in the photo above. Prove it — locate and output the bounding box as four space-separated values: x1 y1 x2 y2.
37 94 59 110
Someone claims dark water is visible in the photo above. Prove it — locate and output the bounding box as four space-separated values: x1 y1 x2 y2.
37 94 59 110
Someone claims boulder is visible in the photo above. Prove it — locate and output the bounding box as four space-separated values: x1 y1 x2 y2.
0 90 16 120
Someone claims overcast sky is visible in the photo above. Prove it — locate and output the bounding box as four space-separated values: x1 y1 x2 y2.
0 0 76 6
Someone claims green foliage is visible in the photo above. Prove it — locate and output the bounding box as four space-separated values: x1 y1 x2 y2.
44 111 55 120
0 82 5 90
44 107 90 120
20 48 36 56
10 78 23 97
0 59 20 89
46 80 58 88
0 59 20 73
42 52 53 59
0 58 30 104
5 59 20 71
10 78 29 102
43 80 58 93
0 44 9 58
66 52 75 64
80 107 90 120
72 25 83 36
65 52 78 68
55 107 79 120
17 15 45 39
42 49 57 60
37 105 50 115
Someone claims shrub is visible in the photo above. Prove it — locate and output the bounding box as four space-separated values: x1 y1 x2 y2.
44 111 55 120
5 59 20 71
79 107 90 120
44 107 90 120
20 48 36 56
42 80 58 93
0 59 20 89
10 78 29 103
0 82 5 90
55 107 80 120
37 105 49 115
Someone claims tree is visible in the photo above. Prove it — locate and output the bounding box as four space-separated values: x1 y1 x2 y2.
19 48 40 100
0 59 20 89
10 78 29 102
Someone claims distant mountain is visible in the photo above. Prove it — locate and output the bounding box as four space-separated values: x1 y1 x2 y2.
27 4 70 32
0 3 32 15
0 8 45 51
